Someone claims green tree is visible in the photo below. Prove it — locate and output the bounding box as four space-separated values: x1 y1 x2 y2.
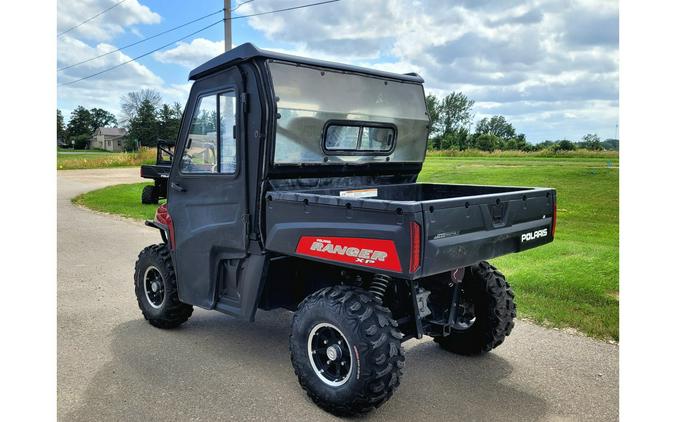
440 127 470 150
128 99 159 147
439 92 474 138
123 138 139 152
158 103 182 142
426 92 474 150
475 115 516 139
120 88 162 124
425 94 442 137
90 108 117 130
554 140 576 152
515 133 528 149
57 109 66 144
66 106 94 149
475 133 500 152
503 133 529 150
580 133 603 150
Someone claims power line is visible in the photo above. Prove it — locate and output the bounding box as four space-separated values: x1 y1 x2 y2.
229 0 339 22
58 0 128 37
59 18 224 87
58 8 225 72
231 0 255 13
59 0 342 87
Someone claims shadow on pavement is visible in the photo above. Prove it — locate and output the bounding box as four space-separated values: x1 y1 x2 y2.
63 309 547 421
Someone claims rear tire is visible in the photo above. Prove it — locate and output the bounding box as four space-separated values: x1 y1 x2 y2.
141 185 158 204
290 285 404 416
134 244 193 328
433 261 516 355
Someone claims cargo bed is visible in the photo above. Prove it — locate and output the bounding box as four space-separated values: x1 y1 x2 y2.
264 183 556 279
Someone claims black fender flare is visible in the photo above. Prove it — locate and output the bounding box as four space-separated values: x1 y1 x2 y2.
145 220 169 245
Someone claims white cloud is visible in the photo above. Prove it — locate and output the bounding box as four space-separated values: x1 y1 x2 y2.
55 0 619 141
56 1 191 122
240 0 619 141
57 36 190 121
57 0 161 41
153 38 226 69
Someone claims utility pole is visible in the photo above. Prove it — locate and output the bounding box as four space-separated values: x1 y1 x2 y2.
224 0 232 52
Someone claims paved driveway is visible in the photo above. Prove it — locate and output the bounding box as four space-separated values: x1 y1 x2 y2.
58 168 619 421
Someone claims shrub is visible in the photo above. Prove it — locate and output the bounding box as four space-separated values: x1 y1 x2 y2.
475 133 500 152
72 134 91 150
553 140 577 152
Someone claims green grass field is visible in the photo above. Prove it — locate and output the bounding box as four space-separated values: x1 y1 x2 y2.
73 183 163 220
73 156 619 341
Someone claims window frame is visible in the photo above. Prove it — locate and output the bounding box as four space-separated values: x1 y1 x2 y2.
178 86 239 177
321 120 397 156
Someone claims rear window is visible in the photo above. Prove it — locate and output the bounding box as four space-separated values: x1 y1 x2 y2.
268 61 428 165
324 123 395 154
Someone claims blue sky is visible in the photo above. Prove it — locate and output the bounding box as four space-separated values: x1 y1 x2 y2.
57 0 619 143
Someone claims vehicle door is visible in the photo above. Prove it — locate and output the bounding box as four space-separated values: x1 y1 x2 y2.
168 67 247 308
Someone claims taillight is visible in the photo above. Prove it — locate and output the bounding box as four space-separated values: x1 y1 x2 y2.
409 221 421 273
552 200 557 238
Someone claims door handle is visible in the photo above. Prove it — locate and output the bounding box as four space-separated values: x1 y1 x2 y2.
171 182 186 192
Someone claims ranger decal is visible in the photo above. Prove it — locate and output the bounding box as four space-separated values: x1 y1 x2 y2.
296 236 402 272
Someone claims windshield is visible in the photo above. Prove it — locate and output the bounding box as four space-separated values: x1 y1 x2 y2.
268 61 428 165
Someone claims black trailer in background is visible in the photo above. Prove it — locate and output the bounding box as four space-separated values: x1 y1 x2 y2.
140 140 174 204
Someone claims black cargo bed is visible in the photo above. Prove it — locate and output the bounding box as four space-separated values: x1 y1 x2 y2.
265 183 556 279
269 183 545 212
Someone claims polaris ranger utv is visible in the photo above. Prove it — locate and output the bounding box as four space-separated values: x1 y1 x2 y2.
134 43 556 416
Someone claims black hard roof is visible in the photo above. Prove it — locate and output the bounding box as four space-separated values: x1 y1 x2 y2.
188 42 424 83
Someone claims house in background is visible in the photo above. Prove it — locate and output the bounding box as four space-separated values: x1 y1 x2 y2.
91 127 127 151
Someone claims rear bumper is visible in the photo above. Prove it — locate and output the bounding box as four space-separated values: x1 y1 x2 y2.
422 218 553 276
140 164 170 180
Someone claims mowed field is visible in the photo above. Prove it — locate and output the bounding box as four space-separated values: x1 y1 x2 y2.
420 156 619 340
73 155 619 341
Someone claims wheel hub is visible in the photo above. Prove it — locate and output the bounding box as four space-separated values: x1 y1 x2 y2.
307 323 353 387
326 345 341 361
143 266 165 309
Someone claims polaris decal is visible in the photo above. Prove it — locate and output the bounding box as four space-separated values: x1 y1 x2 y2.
296 236 402 272
521 228 548 243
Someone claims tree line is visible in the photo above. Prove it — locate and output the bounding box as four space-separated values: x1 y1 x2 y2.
57 88 183 151
425 92 619 152
57 88 618 153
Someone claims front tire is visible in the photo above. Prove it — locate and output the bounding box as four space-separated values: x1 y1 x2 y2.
134 244 193 328
433 261 516 355
290 286 404 416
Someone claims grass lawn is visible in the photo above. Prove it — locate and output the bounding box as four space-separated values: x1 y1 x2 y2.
73 183 163 220
74 156 619 341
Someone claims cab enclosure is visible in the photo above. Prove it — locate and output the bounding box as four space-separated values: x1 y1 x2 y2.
149 43 556 341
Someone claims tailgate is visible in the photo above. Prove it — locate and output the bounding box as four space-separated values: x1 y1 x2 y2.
421 187 556 276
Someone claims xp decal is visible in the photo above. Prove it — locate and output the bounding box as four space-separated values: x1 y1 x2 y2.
296 236 402 272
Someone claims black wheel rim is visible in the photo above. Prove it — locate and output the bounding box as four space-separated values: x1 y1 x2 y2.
307 323 353 387
143 266 165 309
